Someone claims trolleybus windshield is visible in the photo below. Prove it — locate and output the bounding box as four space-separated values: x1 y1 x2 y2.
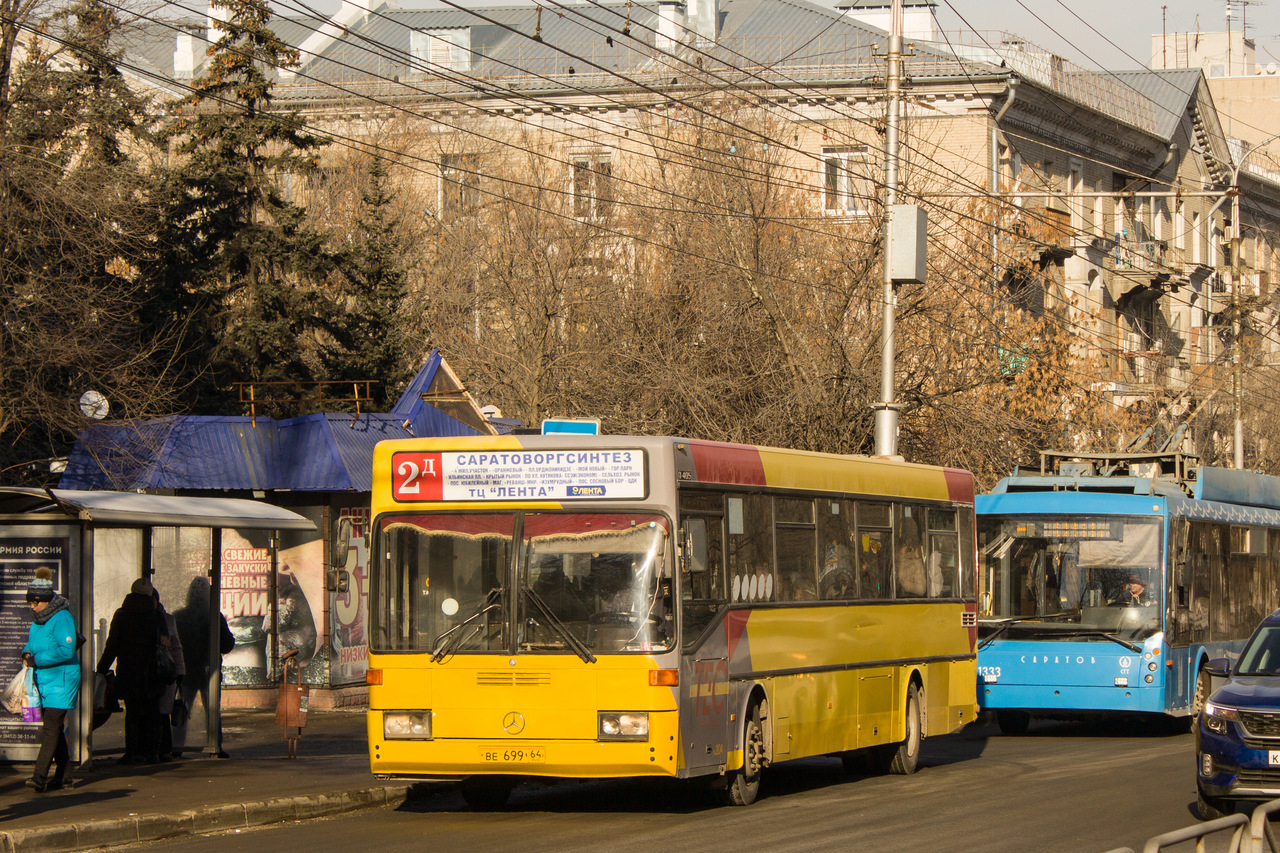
978 515 1162 641
373 511 674 655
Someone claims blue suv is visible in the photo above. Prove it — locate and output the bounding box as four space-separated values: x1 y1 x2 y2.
1197 608 1280 819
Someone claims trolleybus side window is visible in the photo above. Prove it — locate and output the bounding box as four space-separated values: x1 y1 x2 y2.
775 497 818 602
727 494 774 603
1189 521 1215 644
856 502 891 599
817 500 857 601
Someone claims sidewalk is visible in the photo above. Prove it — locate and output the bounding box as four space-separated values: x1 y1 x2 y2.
0 708 429 853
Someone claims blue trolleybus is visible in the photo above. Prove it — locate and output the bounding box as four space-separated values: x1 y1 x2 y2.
977 451 1280 733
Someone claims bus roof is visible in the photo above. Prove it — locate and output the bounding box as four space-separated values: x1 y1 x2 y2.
374 435 974 505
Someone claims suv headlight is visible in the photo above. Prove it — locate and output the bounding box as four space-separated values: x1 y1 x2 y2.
599 711 649 741
383 710 432 739
1203 701 1240 734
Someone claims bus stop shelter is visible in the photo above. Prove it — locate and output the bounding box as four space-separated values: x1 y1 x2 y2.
0 488 315 765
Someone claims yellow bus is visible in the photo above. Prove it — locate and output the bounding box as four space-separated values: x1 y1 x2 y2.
366 434 979 806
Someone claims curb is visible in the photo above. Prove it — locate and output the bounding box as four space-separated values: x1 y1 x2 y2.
0 785 417 853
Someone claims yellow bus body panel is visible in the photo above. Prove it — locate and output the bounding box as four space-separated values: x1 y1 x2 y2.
368 653 681 779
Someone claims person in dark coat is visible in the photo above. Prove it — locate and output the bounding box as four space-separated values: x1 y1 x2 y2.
21 567 80 792
96 577 162 764
171 578 234 758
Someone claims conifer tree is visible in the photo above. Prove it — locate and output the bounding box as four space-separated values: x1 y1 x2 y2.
153 0 341 415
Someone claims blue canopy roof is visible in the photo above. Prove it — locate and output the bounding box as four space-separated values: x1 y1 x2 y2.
59 352 487 492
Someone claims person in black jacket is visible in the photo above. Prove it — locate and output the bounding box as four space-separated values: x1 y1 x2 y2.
96 577 162 764
170 578 235 758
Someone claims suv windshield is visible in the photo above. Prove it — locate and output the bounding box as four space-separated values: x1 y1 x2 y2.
1237 625 1280 676
978 515 1163 642
372 511 675 654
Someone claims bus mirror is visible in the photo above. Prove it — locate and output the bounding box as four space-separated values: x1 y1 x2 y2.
332 517 353 568
327 569 350 594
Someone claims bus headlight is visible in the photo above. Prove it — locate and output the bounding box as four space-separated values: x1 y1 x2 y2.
384 711 432 740
1203 701 1240 735
599 712 649 741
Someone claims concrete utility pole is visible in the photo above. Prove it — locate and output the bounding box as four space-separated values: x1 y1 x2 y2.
874 0 903 458
1228 132 1280 469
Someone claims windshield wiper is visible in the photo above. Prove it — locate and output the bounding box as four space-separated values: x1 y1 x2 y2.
978 613 1073 649
522 586 596 664
1049 630 1142 652
431 589 502 662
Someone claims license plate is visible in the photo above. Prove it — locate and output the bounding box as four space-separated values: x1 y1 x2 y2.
479 746 546 763
1269 751 1280 766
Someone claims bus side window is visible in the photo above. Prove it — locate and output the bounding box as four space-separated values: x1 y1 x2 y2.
856 502 891 600
680 514 726 644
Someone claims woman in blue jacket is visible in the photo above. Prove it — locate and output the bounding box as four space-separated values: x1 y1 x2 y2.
22 566 80 792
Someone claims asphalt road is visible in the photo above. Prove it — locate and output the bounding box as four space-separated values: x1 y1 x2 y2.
117 717 1218 853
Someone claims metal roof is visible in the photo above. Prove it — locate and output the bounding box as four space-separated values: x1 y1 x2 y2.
59 353 484 493
1108 68 1203 142
0 488 316 530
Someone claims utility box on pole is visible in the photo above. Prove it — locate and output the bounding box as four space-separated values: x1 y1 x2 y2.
889 204 927 284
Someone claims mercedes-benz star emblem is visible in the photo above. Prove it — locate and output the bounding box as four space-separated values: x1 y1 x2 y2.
503 712 526 734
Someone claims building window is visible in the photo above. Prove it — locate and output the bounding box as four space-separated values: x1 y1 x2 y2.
572 156 613 220
1068 161 1084 230
440 153 480 218
823 146 873 216
410 28 472 75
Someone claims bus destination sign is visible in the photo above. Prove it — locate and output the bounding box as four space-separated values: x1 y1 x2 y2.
391 449 647 502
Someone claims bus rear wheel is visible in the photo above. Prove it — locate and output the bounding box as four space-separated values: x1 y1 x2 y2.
723 703 765 806
459 775 515 810
886 683 922 775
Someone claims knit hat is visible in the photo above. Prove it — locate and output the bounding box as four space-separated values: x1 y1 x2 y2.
131 577 154 597
26 567 55 603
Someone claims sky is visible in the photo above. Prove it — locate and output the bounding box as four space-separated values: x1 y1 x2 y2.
935 0 1280 71
274 0 1280 73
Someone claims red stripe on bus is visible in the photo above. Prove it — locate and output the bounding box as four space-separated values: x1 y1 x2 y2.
725 610 751 660
689 443 767 486
944 468 975 503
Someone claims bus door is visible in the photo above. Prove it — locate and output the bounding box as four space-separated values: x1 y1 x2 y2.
679 514 730 772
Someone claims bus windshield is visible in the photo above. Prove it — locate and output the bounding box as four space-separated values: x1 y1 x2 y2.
373 511 675 655
978 515 1163 641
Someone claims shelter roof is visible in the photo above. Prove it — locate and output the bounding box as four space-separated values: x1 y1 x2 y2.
0 488 316 530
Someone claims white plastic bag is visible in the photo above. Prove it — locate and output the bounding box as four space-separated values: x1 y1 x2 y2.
2 665 27 715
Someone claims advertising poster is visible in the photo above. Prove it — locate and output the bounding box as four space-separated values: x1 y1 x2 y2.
219 530 273 686
0 537 70 746
330 507 369 685
275 529 323 685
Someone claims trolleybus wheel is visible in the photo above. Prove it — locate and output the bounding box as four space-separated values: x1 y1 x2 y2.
724 703 765 806
1196 784 1231 821
459 775 515 810
997 710 1031 735
886 683 922 775
1193 665 1212 717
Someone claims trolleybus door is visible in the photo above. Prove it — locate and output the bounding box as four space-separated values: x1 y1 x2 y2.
682 653 729 772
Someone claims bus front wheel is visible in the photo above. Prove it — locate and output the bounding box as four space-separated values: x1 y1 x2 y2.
886 683 922 775
1193 665 1212 717
724 703 765 806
